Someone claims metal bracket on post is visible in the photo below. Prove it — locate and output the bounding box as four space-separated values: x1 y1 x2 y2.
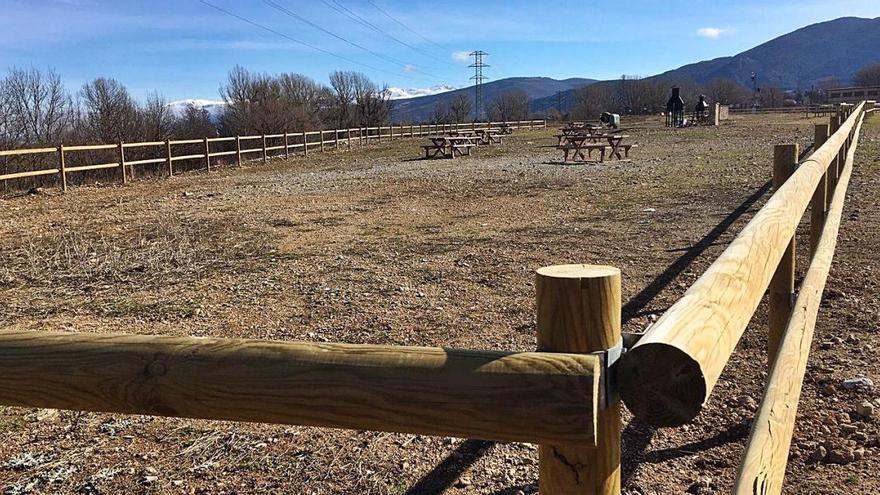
596 341 624 410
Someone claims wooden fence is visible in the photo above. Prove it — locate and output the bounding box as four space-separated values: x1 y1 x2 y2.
0 102 873 493
0 119 546 192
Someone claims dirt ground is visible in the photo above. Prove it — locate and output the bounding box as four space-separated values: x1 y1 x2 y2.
0 113 878 494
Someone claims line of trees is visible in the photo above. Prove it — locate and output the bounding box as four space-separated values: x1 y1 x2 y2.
430 89 531 124
0 66 393 150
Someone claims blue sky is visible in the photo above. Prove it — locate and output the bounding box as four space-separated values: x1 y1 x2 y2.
1 0 878 102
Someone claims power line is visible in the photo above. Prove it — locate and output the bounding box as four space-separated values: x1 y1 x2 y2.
198 0 403 78
262 0 443 80
470 51 488 121
320 0 456 69
365 0 447 54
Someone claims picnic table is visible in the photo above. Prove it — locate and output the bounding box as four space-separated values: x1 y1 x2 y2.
556 126 628 146
474 129 503 145
422 135 480 159
557 134 637 163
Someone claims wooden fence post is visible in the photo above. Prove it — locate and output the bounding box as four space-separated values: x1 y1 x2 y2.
536 264 621 495
304 133 309 156
768 144 798 364
165 139 173 177
810 124 829 255
235 136 242 167
58 144 67 191
262 134 268 162
204 137 211 172
335 129 340 150
320 131 326 152
284 132 290 158
118 141 127 183
347 129 352 150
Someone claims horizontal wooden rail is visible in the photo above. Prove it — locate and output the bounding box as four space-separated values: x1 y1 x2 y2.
169 139 203 145
0 146 56 157
733 112 863 494
264 133 284 139
207 136 236 143
65 162 120 173
240 147 263 154
0 168 59 180
122 141 164 148
208 150 238 158
125 157 166 166
64 143 117 151
617 101 865 427
169 153 205 162
238 135 262 140
0 330 598 446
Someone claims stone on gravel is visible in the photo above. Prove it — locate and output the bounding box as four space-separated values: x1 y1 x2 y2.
856 400 875 418
827 448 856 464
808 445 827 463
841 377 874 390
686 478 712 494
736 395 758 410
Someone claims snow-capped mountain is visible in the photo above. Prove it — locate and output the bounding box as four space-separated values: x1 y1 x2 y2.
166 99 227 122
387 85 457 100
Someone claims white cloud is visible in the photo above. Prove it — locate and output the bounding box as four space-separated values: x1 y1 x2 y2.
403 64 416 73
451 51 471 63
696 27 729 39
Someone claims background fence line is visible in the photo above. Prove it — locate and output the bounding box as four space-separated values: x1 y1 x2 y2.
0 119 546 193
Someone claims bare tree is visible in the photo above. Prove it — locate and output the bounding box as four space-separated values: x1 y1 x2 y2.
0 67 73 147
487 90 530 122
706 78 749 106
328 70 357 128
572 84 615 120
174 103 216 139
278 73 325 130
140 92 175 141
854 63 880 87
430 102 448 124
219 66 326 135
448 93 472 123
343 72 391 126
80 77 141 142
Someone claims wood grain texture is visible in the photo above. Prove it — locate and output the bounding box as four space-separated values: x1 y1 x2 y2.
0 330 598 446
768 144 798 364
733 111 863 495
618 102 865 427
536 264 621 494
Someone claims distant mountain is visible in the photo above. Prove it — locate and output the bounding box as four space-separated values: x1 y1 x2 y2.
387 85 458 100
167 99 226 123
652 16 880 89
391 77 596 122
530 16 880 115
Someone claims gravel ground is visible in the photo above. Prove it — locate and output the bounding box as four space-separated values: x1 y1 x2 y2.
0 113 878 494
